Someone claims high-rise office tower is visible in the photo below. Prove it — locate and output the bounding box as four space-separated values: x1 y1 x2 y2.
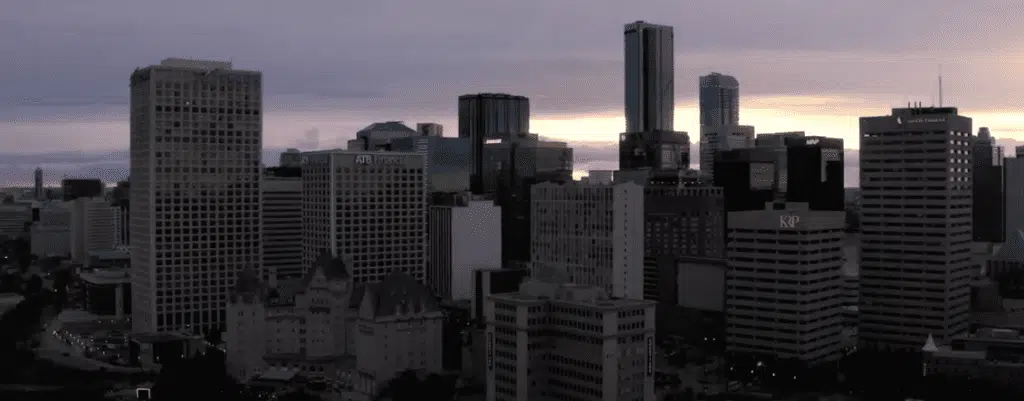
391 136 472 193
973 127 1005 243
485 275 656 401
1005 157 1024 239
700 124 755 179
33 167 44 200
458 93 530 194
69 196 115 264
531 181 645 299
699 73 740 127
489 134 573 267
300 150 427 284
726 202 845 364
755 131 806 194
279 148 301 168
618 130 691 171
714 147 777 212
859 106 973 349
129 58 263 333
263 167 302 283
784 136 845 211
428 192 501 300
624 21 675 133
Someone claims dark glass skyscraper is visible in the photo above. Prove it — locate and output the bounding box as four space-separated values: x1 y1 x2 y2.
699 73 739 127
973 127 1005 243
457 93 530 194
618 130 690 171
784 136 845 211
624 21 675 133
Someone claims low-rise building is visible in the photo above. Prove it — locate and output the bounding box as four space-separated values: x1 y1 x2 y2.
226 252 444 395
923 329 1024 389
78 267 131 317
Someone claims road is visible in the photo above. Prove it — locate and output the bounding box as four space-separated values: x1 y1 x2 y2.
35 317 146 374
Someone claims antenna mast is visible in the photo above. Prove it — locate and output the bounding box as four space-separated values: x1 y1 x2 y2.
938 64 943 107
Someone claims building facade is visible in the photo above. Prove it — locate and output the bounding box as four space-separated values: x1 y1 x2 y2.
618 130 691 171
699 72 740 127
263 172 303 283
624 21 674 133
69 196 116 264
129 58 263 333
858 106 973 349
1006 157 1024 239
391 136 472 193
300 150 427 284
61 178 105 201
226 254 444 391
973 127 1005 243
428 193 501 300
79 267 132 317
726 202 846 364
531 181 645 299
700 124 755 179
485 278 656 401
458 93 530 194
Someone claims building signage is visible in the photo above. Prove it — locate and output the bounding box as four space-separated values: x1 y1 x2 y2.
354 154 405 165
646 337 654 377
486 332 494 371
906 117 946 124
300 155 328 165
806 138 819 146
780 215 801 229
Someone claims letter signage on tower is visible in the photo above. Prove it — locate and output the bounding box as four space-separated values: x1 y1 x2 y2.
780 215 801 229
646 337 654 376
354 154 404 166
487 332 494 371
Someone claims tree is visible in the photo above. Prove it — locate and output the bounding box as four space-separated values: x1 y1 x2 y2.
151 350 249 401
375 370 457 401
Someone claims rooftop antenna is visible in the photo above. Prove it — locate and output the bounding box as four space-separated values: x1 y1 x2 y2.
938 64 944 108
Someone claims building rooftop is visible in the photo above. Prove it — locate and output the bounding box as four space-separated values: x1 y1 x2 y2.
357 270 440 318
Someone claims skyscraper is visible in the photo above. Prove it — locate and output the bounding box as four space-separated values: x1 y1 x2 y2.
458 93 530 194
300 150 427 284
726 202 845 364
699 124 755 179
973 127 1005 243
624 21 675 133
33 167 44 200
129 58 263 334
531 181 645 299
858 106 973 349
699 73 740 126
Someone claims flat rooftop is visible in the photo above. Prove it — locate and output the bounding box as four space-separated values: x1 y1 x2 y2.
79 268 130 285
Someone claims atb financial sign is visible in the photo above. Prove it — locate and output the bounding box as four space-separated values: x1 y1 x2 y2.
354 154 406 166
780 215 801 229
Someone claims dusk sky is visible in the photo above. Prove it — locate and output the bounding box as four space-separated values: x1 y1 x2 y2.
4 0 1024 187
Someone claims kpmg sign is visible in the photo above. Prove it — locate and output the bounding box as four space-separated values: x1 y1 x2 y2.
780 215 801 229
486 332 494 371
354 154 405 166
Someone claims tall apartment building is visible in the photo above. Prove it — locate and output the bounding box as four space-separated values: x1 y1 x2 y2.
69 196 116 264
300 150 427 284
973 127 1005 243
129 58 263 333
428 192 501 300
531 181 644 299
700 124 755 179
484 275 656 401
699 72 740 127
458 93 530 194
263 168 302 283
859 106 973 349
624 21 675 133
726 202 845 364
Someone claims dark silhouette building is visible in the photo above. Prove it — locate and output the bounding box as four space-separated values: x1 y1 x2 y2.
61 178 105 201
458 93 530 194
618 130 691 171
973 127 1005 243
713 148 776 212
783 135 845 211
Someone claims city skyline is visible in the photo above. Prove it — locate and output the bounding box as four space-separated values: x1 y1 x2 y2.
5 1 1024 187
